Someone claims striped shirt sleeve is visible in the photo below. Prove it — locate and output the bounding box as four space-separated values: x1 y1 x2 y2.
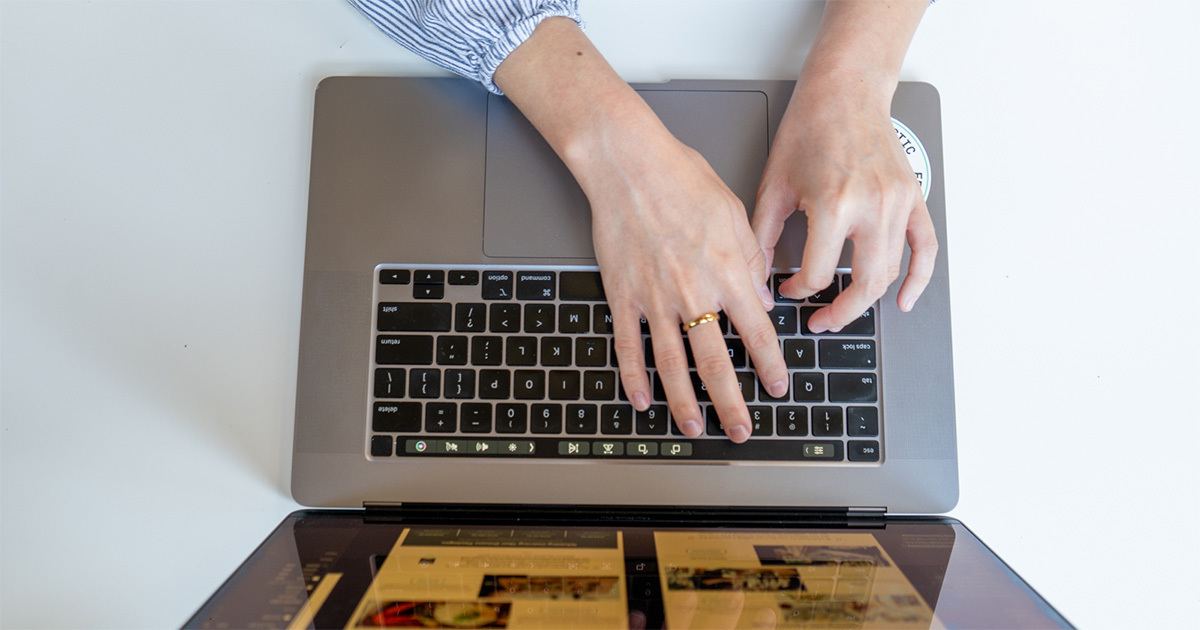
347 0 583 95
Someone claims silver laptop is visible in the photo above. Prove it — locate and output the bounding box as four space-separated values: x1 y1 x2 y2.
291 77 957 513
184 77 1074 630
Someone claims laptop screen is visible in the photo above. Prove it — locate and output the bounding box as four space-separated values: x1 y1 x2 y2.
186 511 1069 629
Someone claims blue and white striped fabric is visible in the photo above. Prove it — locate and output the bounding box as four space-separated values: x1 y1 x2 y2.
347 0 583 95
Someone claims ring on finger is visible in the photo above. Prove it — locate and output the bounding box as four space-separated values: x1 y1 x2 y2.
682 312 720 331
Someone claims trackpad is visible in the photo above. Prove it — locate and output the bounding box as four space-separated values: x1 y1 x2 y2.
483 90 769 259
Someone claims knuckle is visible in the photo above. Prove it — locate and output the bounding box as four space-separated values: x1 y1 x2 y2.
612 335 643 358
655 351 690 376
740 321 779 351
860 276 891 299
694 352 732 379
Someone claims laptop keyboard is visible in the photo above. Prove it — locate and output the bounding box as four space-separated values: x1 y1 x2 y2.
368 265 882 464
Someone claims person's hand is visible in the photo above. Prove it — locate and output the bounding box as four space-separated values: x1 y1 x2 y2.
753 76 937 332
494 18 789 442
753 0 936 331
580 115 790 443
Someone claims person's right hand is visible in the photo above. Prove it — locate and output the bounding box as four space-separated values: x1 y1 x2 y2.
494 18 789 442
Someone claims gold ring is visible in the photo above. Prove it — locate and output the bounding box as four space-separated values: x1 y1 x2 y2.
683 312 720 331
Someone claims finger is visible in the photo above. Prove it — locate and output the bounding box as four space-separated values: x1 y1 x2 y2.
610 302 651 411
897 199 939 312
648 318 703 438
781 208 843 300
733 212 774 311
808 228 892 333
751 180 796 280
687 316 751 443
723 288 788 400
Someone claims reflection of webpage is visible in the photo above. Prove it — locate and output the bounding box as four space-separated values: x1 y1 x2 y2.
346 527 627 629
654 532 937 629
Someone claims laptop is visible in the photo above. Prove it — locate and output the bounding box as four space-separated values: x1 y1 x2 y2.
185 77 1071 628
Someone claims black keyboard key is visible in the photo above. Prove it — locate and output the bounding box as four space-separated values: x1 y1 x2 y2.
812 407 844 436
576 338 607 367
801 306 876 335
443 369 476 399
735 372 756 402
513 370 545 400
436 336 468 365
425 402 456 432
370 435 394 456
531 404 563 433
376 335 434 365
378 303 452 332
566 404 598 434
776 407 808 436
496 404 528 433
449 270 479 285
747 406 773 436
819 340 876 368
489 304 521 332
373 402 420 432
560 271 606 300
793 372 825 402
772 273 802 303
408 369 440 398
651 374 668 402
809 279 840 303
636 405 670 435
583 370 617 400
516 270 556 300
559 304 590 333
549 370 581 400
479 369 510 399
482 270 513 299
689 372 712 402
768 305 798 335
455 303 486 332
593 305 613 333
847 407 879 436
505 337 538 366
783 339 816 368
705 408 725 436
829 373 878 402
461 403 492 433
379 269 410 285
541 337 572 366
470 337 503 365
601 404 634 435
413 284 444 299
413 270 444 285
524 304 555 333
725 338 746 367
374 368 405 398
848 440 881 462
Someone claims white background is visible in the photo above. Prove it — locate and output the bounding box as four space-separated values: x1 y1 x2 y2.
2 1 1198 628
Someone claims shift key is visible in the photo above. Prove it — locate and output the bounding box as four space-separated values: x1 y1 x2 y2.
819 339 876 368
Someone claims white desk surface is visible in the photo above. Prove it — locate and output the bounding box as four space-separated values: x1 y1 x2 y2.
2 1 1198 628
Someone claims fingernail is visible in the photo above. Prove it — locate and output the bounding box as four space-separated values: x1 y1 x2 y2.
729 425 750 443
770 380 788 398
830 325 843 333
809 323 828 334
757 284 773 307
901 296 916 312
633 392 649 411
683 420 702 437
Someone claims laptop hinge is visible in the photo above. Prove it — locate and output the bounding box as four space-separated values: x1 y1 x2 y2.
363 503 887 528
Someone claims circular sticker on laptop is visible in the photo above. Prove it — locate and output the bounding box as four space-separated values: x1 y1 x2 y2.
892 118 931 201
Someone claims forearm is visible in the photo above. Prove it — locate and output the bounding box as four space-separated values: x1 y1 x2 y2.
492 17 668 194
800 0 928 107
